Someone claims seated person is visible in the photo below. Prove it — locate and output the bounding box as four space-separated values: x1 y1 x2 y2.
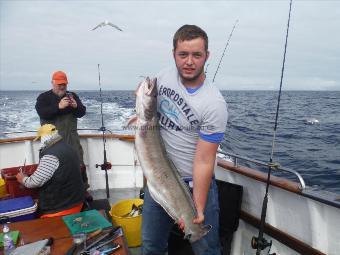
16 124 85 218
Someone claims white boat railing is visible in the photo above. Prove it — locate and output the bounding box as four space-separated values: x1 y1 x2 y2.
0 130 37 135
217 150 306 190
0 129 306 191
0 128 131 137
0 128 107 135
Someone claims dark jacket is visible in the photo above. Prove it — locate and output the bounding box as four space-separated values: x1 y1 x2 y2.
39 140 84 214
35 90 86 162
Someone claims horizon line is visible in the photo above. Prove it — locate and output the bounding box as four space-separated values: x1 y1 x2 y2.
1 89 340 92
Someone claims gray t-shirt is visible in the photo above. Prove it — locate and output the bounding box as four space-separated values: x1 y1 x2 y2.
157 67 228 177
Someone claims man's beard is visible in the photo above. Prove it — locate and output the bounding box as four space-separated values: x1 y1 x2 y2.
53 89 66 97
178 66 205 84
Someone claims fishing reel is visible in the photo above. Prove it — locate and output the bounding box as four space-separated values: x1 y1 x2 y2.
95 125 112 171
251 236 276 255
95 162 112 171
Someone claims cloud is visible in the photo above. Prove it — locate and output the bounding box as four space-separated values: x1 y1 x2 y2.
0 1 339 90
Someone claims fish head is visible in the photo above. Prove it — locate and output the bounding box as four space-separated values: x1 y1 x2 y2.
135 77 157 121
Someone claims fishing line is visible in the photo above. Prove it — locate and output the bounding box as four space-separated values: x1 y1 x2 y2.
95 63 112 199
212 19 238 83
204 63 209 75
251 0 293 254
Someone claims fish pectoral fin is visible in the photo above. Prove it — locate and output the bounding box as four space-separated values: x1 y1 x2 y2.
127 115 138 126
135 80 146 96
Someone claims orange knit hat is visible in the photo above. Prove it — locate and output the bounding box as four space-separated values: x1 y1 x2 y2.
52 71 68 85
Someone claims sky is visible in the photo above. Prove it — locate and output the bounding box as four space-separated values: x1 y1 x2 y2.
0 0 339 91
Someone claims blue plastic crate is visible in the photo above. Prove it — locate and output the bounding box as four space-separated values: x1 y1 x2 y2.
0 196 37 223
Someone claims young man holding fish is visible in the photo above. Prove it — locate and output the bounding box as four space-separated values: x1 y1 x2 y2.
141 25 228 255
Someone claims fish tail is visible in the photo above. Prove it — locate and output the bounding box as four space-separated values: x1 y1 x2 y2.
199 224 212 238
187 224 212 243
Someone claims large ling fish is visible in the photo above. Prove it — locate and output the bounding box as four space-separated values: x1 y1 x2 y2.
133 77 211 242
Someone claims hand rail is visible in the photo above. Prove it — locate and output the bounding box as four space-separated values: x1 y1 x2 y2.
0 128 114 135
217 150 306 190
0 130 37 135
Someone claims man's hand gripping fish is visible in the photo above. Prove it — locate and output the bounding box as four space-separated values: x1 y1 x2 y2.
133 77 211 243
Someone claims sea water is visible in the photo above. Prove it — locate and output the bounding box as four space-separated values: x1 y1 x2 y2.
1 90 339 194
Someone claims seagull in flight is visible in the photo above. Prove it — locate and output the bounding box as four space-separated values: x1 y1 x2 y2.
91 21 123 31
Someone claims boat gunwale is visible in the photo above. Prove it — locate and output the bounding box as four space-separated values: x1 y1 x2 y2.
1 133 339 208
217 159 340 209
1 133 339 209
217 159 301 193
0 133 135 144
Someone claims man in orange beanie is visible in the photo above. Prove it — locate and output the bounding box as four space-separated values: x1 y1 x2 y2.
35 71 91 201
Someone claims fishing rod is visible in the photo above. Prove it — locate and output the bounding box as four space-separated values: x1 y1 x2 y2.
251 1 293 254
212 19 238 83
95 64 112 199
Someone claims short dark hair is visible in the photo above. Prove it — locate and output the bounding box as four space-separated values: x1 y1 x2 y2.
173 25 208 51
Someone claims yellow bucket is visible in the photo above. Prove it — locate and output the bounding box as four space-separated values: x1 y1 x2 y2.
0 178 7 198
110 198 143 247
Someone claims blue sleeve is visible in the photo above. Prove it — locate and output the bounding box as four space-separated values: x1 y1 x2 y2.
199 132 225 144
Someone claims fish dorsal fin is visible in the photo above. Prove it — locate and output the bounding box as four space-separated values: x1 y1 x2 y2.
127 115 138 126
